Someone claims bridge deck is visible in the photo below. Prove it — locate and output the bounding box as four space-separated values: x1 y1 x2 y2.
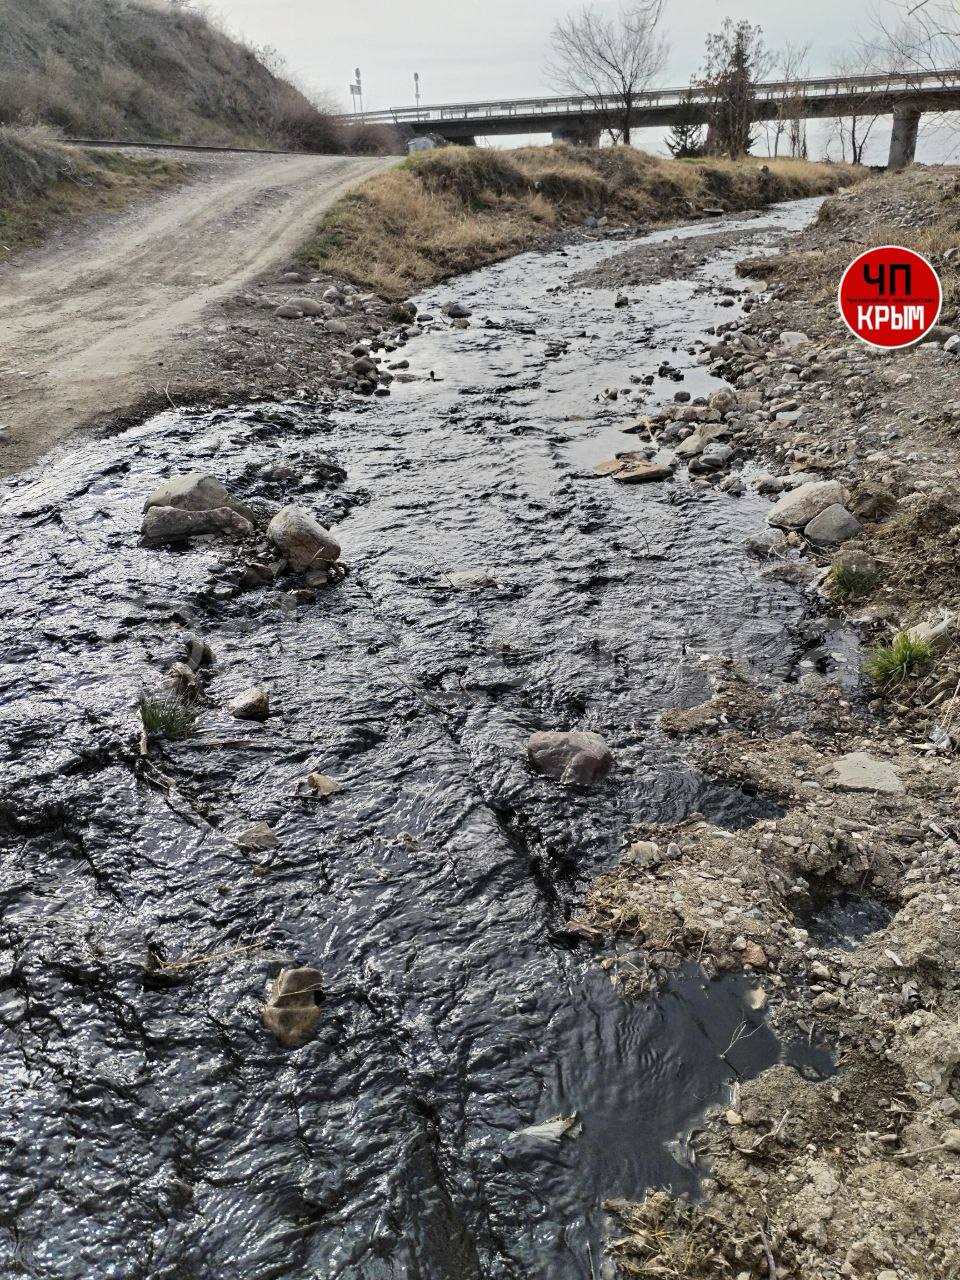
345 69 960 139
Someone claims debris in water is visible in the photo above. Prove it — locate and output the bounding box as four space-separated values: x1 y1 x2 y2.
306 772 341 797
262 967 323 1047
511 1113 581 1145
235 822 278 852
527 730 613 786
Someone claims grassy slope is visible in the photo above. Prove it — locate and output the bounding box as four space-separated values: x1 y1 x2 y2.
304 145 864 299
0 0 338 149
0 126 188 258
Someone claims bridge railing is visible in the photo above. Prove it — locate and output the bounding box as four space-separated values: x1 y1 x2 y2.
345 68 960 126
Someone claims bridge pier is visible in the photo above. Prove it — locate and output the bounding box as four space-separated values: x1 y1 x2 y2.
551 124 601 146
888 106 921 170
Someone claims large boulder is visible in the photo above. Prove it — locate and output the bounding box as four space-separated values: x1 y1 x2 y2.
267 506 341 570
767 480 847 529
262 967 322 1047
803 504 863 547
142 505 253 544
527 730 613 785
143 472 253 521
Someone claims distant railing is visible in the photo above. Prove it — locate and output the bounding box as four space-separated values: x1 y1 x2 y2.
343 68 960 127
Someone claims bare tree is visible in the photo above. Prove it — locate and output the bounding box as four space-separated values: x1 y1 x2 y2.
868 0 960 78
762 41 811 158
546 2 669 145
863 0 960 157
829 83 883 163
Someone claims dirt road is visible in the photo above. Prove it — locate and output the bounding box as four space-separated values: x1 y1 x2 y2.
0 150 393 474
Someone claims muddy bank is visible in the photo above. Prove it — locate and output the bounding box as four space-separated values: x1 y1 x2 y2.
0 200 844 1278
580 168 960 1279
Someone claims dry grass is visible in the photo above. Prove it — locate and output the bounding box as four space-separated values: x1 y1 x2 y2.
0 125 188 258
0 0 399 154
738 170 960 307
304 144 862 299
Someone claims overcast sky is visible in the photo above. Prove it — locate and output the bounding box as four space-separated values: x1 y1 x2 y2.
208 0 950 164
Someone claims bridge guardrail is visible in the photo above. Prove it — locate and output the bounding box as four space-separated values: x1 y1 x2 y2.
343 68 960 127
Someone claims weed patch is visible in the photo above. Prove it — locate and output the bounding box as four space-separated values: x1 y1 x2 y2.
866 632 934 688
139 693 197 740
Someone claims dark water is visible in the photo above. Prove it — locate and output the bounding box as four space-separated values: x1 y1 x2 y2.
0 199 831 1279
801 890 895 949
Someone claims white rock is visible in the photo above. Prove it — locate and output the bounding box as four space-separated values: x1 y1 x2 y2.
767 480 847 529
143 472 252 520
779 330 810 350
267 506 340 570
828 751 904 795
228 686 270 721
904 611 957 653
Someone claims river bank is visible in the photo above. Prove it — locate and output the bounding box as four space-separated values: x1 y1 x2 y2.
304 145 860 299
576 167 960 1278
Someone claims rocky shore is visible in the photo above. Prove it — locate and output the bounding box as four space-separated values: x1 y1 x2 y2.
572 168 960 1279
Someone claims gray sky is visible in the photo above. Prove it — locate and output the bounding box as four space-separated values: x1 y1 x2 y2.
208 0 948 164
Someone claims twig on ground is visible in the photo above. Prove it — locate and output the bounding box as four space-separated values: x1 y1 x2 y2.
757 1222 777 1280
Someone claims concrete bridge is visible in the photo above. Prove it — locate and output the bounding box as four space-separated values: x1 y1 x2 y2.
349 69 960 169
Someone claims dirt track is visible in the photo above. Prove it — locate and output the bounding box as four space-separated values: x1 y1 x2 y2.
0 150 392 474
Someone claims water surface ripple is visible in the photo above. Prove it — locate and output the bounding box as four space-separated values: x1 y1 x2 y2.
0 198 825 1279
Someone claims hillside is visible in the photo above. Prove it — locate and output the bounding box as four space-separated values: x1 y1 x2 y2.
0 0 368 151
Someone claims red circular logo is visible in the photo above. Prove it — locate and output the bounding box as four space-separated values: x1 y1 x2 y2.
838 245 942 348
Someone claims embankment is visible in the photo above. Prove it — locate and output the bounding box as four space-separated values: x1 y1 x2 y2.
0 126 188 258
0 0 398 154
304 144 863 298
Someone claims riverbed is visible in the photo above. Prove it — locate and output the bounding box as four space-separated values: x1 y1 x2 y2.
0 197 833 1279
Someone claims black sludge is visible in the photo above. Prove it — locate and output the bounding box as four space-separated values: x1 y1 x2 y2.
0 199 825 1279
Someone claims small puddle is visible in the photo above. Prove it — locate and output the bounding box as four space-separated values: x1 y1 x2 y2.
801 889 895 950
0 196 832 1278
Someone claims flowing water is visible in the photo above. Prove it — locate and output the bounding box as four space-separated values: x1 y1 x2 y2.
0 198 835 1279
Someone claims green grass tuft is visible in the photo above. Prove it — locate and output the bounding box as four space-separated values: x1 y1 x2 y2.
139 693 197 739
865 632 933 688
828 562 880 603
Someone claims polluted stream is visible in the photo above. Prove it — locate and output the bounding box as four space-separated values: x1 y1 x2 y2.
0 198 836 1279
